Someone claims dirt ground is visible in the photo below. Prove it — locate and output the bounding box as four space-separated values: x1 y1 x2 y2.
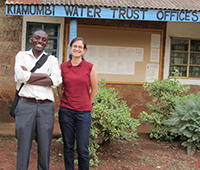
1 133 200 170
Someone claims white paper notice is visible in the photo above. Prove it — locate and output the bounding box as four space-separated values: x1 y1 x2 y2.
98 46 106 59
85 45 144 75
150 49 160 62
145 64 159 82
87 46 96 60
134 48 144 61
127 62 135 75
151 34 161 48
98 60 108 73
107 60 117 73
117 61 126 74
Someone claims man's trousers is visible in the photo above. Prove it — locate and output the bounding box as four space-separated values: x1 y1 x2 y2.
15 99 54 170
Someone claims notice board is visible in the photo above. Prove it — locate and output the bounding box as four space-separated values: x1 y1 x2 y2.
77 26 163 83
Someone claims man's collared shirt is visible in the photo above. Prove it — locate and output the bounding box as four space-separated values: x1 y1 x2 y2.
14 49 62 101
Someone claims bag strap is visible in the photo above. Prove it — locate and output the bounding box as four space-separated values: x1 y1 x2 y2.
30 54 49 72
18 54 49 92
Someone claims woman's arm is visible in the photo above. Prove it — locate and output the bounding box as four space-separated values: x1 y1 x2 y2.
57 83 63 100
90 66 98 103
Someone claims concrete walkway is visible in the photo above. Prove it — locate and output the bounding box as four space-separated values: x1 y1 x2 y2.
0 122 151 137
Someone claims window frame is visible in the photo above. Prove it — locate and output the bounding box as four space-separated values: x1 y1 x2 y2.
169 37 200 79
22 16 64 64
26 22 60 58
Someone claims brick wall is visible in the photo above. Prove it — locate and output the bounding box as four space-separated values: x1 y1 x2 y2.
0 0 22 122
105 84 151 119
105 83 200 120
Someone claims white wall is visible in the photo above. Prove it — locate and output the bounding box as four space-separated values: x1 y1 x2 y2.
164 22 200 85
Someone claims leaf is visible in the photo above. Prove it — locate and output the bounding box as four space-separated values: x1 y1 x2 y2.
186 143 196 155
183 129 193 138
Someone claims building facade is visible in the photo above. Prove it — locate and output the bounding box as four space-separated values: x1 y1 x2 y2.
1 0 200 122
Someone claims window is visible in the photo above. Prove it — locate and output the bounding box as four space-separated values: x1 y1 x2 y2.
170 38 200 78
26 22 60 58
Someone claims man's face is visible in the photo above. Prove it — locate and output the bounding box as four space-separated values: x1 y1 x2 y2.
29 30 48 53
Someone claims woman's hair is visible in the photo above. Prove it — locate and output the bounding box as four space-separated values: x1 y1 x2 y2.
69 37 87 59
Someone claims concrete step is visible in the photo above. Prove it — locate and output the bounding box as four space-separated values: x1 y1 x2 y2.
0 122 151 137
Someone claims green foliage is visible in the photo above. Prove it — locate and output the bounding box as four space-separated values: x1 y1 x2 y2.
138 70 190 141
167 92 200 155
90 79 140 166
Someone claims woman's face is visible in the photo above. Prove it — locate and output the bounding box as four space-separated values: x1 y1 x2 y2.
70 40 86 58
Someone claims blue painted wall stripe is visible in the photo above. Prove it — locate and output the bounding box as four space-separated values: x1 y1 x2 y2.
6 4 200 22
68 19 77 60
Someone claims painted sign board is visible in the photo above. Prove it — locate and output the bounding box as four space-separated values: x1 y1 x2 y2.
6 4 200 22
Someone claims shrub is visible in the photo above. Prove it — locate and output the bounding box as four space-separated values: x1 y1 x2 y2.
138 70 190 141
90 79 140 166
167 92 200 155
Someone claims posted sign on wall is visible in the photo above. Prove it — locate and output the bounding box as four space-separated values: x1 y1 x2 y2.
6 4 200 22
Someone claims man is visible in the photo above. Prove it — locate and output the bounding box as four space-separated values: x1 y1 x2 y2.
14 30 62 170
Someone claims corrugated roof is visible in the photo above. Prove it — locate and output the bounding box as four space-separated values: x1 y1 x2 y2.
5 0 200 11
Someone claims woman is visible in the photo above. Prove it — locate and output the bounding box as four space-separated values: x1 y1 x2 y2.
58 37 98 170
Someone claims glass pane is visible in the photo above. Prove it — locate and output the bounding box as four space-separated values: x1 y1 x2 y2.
189 66 200 77
46 39 57 50
190 53 200 64
27 42 31 50
191 40 200 52
171 39 188 51
28 24 42 35
44 25 58 37
170 65 187 77
170 52 188 64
